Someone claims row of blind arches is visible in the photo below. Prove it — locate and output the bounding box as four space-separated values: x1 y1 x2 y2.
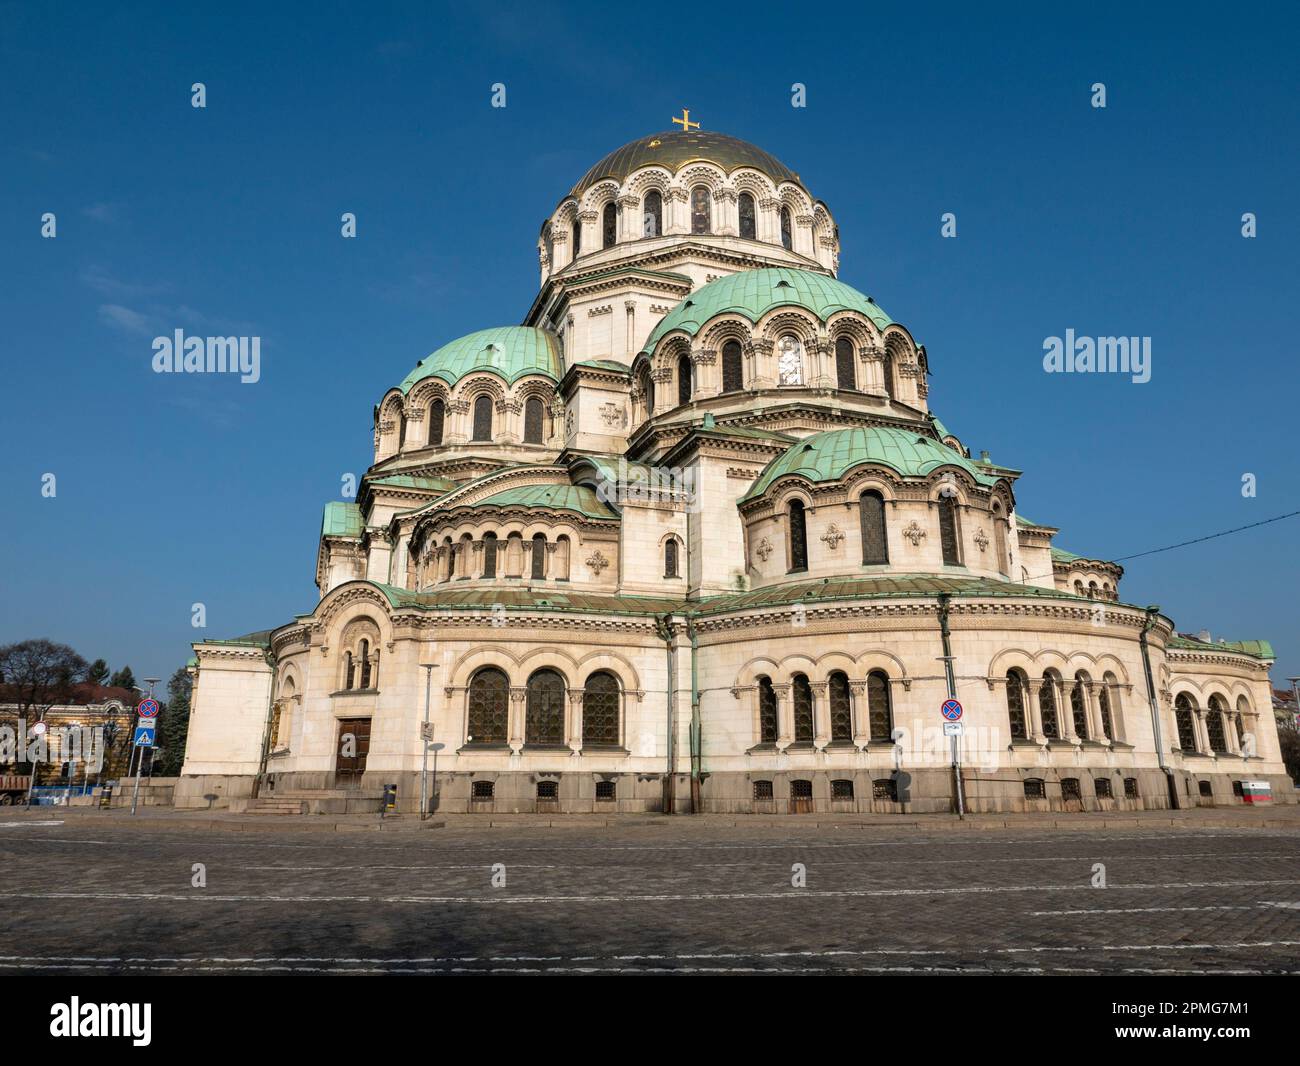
404 396 550 449
755 670 894 745
567 191 796 253
465 667 622 748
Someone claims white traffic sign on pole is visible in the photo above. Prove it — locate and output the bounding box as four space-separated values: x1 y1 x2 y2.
943 721 964 737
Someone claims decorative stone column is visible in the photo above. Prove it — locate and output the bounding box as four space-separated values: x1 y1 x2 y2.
508 687 526 753
567 691 584 754
849 679 869 749
1027 680 1046 743
773 683 792 750
810 681 829 750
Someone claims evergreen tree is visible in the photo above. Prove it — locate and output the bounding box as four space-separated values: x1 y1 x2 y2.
109 665 137 693
156 666 193 776
87 659 110 687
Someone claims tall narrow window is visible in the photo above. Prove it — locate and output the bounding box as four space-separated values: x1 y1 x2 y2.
427 399 445 446
938 494 962 566
482 533 497 578
867 670 892 742
721 340 743 393
530 533 547 580
467 667 509 745
1070 674 1090 740
643 190 662 237
859 491 888 565
582 671 620 747
788 499 808 572
472 395 493 441
664 537 679 579
1040 675 1060 739
835 336 855 389
677 352 692 406
1207 695 1228 753
524 397 544 444
792 674 813 743
1097 681 1113 740
602 201 617 248
525 669 566 747
882 350 895 399
690 185 711 234
1006 670 1028 740
571 216 581 256
738 192 756 239
358 640 372 690
1174 694 1197 752
992 504 1009 575
829 671 852 743
780 207 793 250
344 651 355 691
758 676 778 744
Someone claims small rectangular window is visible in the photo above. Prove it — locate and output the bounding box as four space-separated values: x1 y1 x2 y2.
1231 780 1244 797
1094 777 1113 799
537 780 559 799
596 780 616 801
831 779 854 800
1124 777 1139 798
873 778 898 802
1198 780 1213 797
790 779 813 799
753 780 774 800
1023 778 1045 799
471 780 494 800
1061 777 1081 801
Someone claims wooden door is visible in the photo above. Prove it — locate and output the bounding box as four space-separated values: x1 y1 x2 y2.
336 718 371 784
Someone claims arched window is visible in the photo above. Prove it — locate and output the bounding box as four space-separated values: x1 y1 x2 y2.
859 491 888 564
992 503 1009 575
571 215 581 257
721 339 743 393
1039 674 1060 739
664 537 679 579
525 668 566 747
882 349 895 399
467 667 509 745
777 334 803 385
835 336 855 390
343 651 355 691
867 670 892 742
677 352 692 406
427 399 445 446
1174 693 1197 752
356 639 371 690
787 499 808 572
636 365 655 418
643 190 662 237
1070 673 1090 740
482 533 498 578
543 226 553 267
780 207 792 250
524 397 545 444
602 201 617 248
792 674 813 743
530 533 547 580
828 671 852 743
1207 695 1228 753
690 185 711 234
938 494 962 566
1005 670 1028 740
738 192 756 239
757 676 778 744
472 395 493 441
1097 676 1114 740
582 671 620 747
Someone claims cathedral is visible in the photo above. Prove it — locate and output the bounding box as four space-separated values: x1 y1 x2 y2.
178 117 1294 815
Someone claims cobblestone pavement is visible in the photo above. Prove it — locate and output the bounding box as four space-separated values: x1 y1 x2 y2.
1 819 1298 974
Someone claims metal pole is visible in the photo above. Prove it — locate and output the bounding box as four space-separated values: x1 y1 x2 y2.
419 664 435 819
130 679 158 816
936 595 965 818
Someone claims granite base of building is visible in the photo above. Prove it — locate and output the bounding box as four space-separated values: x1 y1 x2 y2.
173 767 1297 816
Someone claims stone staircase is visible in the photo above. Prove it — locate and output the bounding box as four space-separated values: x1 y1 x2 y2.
247 797 306 815
230 788 386 815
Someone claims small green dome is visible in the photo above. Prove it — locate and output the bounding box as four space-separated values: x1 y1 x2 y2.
741 426 1000 502
399 326 562 393
642 268 893 354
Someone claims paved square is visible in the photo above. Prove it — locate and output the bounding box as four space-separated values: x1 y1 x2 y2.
1 819 1298 974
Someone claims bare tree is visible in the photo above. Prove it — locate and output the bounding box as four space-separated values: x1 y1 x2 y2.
0 641 88 798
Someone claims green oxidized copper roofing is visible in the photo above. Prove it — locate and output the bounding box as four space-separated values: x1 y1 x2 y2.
1167 635 1274 659
573 359 631 374
643 268 893 354
471 483 618 520
366 474 455 492
741 425 1002 502
1050 547 1083 563
570 130 801 197
321 501 363 538
398 326 562 393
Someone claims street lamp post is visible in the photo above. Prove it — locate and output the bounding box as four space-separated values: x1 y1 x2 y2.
419 664 438 819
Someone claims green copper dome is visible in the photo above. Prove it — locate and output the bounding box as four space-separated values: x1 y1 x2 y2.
741 426 1001 502
399 326 562 393
642 268 893 354
571 130 801 198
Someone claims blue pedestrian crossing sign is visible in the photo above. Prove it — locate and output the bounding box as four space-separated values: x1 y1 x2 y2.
941 699 963 721
133 724 156 747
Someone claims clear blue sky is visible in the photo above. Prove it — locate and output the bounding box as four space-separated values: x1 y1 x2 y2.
2 1 1297 687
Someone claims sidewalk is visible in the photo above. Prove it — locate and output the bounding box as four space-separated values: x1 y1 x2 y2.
2 804 1298 834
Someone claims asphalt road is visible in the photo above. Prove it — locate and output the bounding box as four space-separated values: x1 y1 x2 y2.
1 820 1298 974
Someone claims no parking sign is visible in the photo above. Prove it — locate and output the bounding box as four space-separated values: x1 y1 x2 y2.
941 699 963 721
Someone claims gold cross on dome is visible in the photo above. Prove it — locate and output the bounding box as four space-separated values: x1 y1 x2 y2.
671 108 699 132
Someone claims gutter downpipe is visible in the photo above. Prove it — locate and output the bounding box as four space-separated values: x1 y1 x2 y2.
1139 605 1181 810
656 615 676 815
687 616 702 814
252 648 279 801
936 594 965 818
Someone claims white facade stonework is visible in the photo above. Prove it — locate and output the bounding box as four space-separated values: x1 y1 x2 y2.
178 127 1294 815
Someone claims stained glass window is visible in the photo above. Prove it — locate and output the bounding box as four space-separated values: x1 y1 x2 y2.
721 340 743 392
829 671 852 742
835 336 855 389
738 192 756 239
792 675 813 742
582 671 620 747
467 668 509 745
860 491 888 564
691 185 711 234
525 669 566 747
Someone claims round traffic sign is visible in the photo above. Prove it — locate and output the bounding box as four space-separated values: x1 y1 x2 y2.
31 721 47 736
137 698 160 718
941 699 963 721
